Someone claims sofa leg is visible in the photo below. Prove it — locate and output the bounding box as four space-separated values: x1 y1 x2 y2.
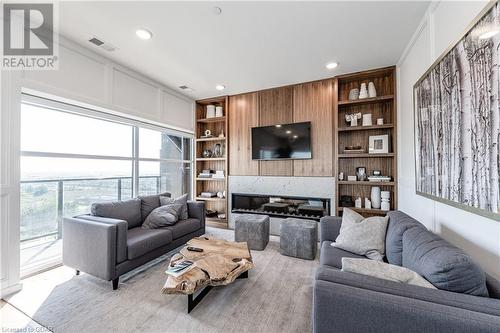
75 270 80 276
112 278 119 290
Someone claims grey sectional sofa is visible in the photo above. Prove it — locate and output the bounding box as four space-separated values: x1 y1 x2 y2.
314 211 500 333
63 193 205 289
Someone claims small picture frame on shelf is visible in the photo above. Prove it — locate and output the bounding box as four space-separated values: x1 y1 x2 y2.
369 134 389 154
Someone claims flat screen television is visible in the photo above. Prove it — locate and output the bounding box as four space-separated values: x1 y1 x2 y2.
251 121 312 160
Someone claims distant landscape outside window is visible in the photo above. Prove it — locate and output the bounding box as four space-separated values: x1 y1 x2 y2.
20 96 193 272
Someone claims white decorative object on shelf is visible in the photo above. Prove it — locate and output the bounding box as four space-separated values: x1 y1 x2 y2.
206 105 216 118
215 106 223 117
355 197 362 208
347 175 357 181
377 118 384 125
346 112 362 126
338 172 344 181
362 114 372 126
365 198 372 209
381 191 390 211
371 187 381 209
368 81 377 98
348 88 359 100
359 83 368 99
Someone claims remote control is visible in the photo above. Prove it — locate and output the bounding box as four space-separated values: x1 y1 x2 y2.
187 246 203 252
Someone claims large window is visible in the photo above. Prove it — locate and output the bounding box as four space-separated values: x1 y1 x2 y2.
20 95 193 273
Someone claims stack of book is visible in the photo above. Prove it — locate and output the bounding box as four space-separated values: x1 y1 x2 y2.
212 170 225 179
165 260 194 278
200 192 217 198
198 169 213 178
368 176 391 182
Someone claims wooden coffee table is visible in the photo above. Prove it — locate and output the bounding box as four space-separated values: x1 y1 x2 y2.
161 236 254 313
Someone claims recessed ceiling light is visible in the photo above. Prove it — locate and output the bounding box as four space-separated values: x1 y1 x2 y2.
479 29 500 39
275 124 282 128
215 84 226 91
136 28 152 40
326 62 338 70
286 130 292 134
293 135 298 139
213 6 222 15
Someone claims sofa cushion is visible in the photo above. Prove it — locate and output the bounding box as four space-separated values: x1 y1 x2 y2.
138 192 171 221
402 227 488 297
160 194 189 220
142 204 182 229
163 218 201 239
320 241 364 269
385 210 425 265
127 227 172 260
341 257 436 289
91 199 142 229
333 208 389 260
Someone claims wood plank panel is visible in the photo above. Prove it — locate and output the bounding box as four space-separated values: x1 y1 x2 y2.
293 80 334 176
228 93 259 175
258 87 294 176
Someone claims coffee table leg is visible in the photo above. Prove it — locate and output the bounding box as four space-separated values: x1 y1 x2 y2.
188 285 213 313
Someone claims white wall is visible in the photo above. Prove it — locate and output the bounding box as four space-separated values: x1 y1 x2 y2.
0 33 194 296
397 0 500 279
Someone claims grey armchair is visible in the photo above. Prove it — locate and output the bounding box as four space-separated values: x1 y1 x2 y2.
63 193 205 289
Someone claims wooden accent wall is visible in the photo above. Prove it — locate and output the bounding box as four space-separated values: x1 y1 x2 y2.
228 93 259 175
292 80 334 176
228 81 334 177
258 87 294 176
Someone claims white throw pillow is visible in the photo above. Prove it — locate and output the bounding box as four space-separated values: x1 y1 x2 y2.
341 257 436 289
332 208 388 260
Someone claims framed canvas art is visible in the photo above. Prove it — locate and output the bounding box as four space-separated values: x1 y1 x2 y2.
414 2 500 221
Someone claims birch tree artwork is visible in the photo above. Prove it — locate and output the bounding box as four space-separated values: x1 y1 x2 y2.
414 3 500 219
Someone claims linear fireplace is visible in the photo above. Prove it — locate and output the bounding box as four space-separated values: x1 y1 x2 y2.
231 193 330 221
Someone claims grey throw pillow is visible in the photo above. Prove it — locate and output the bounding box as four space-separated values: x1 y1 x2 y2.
142 204 182 229
332 208 389 260
341 257 436 289
160 194 188 220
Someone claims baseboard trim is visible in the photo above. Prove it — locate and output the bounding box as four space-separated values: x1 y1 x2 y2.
0 282 22 299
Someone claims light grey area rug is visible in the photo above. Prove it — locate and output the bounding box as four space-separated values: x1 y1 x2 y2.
9 228 318 333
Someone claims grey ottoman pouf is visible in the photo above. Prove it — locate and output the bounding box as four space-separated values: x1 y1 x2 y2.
280 218 318 260
235 214 270 251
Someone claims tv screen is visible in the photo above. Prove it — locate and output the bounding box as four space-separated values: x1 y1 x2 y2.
251 121 312 160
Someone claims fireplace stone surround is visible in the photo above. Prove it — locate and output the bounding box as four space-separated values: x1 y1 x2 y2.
228 176 335 235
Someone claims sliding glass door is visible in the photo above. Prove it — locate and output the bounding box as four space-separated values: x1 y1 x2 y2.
20 95 193 276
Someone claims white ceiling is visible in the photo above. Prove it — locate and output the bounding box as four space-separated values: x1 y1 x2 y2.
59 1 429 100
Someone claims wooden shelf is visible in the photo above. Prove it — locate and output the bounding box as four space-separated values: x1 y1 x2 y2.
196 196 226 202
196 157 226 161
338 153 395 158
337 207 388 215
196 177 225 181
338 181 395 186
338 95 394 106
338 124 394 132
197 117 226 123
196 137 226 142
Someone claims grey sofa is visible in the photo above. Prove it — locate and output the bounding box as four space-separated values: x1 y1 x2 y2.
314 211 500 333
63 193 205 290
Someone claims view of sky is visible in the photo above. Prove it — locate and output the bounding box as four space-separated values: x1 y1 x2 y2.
20 103 188 180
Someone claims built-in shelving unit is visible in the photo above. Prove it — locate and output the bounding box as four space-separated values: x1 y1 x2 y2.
333 66 398 217
195 96 229 228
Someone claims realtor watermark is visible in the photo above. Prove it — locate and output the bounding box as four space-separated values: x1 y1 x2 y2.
2 2 58 70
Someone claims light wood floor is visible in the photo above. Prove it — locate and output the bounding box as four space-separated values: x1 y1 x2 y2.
3 227 319 333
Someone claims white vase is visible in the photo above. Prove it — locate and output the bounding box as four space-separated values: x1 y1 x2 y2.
371 187 381 209
359 83 368 99
348 88 359 100
206 105 216 118
368 82 377 98
215 106 223 117
381 191 390 211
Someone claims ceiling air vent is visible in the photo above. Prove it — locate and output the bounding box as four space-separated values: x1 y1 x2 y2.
179 85 193 92
88 36 116 52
